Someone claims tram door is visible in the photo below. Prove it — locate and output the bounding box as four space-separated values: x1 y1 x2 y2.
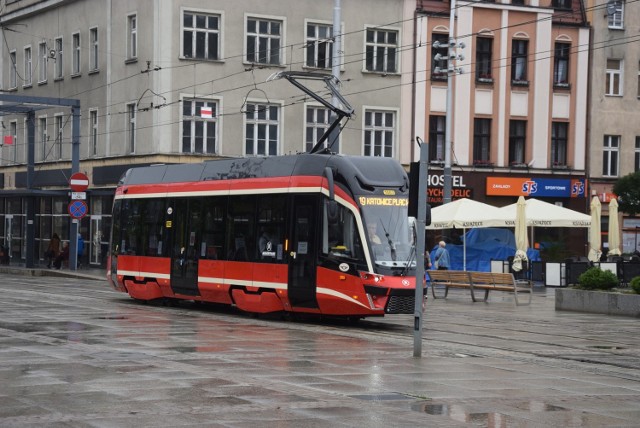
288 195 319 308
169 199 201 296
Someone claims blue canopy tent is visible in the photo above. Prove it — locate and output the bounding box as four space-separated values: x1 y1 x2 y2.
430 228 541 272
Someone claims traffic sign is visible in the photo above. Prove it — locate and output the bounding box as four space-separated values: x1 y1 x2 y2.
68 200 88 219
69 172 89 192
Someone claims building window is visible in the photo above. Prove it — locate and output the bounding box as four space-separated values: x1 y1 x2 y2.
365 28 398 73
608 0 624 29
428 115 445 162
431 33 448 80
38 42 47 83
635 137 640 171
605 59 623 96
126 103 136 154
245 103 279 156
127 14 137 60
182 99 217 154
54 115 63 160
509 120 527 165
552 0 571 8
603 135 620 177
512 0 525 4
39 117 47 161
475 37 493 81
553 42 570 87
305 22 333 69
305 106 339 152
183 12 220 60
246 17 282 65
363 109 395 157
55 37 63 79
90 28 99 71
9 50 17 88
72 33 81 75
551 122 568 167
90 110 98 157
23 46 32 86
511 39 528 83
473 118 491 164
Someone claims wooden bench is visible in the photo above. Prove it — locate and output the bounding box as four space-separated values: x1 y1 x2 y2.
427 270 532 306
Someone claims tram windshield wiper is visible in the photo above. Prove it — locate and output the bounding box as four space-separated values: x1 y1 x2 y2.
379 221 397 262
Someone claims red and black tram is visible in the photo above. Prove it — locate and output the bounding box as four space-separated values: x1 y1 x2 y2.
107 153 421 318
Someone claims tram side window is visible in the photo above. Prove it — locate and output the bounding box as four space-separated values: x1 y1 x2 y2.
119 198 165 256
322 200 365 262
227 195 255 262
201 197 226 260
256 194 285 262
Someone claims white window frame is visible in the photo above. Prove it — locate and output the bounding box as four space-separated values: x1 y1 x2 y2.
181 9 222 61
23 46 32 87
54 37 63 79
9 50 17 89
304 103 340 153
608 0 624 29
126 103 136 154
244 14 285 66
363 25 399 74
90 27 99 71
605 59 623 96
304 20 334 70
39 116 48 161
243 100 281 156
38 42 48 83
127 14 137 60
181 97 219 154
89 109 98 157
72 32 81 75
54 114 64 160
603 135 620 177
362 107 397 158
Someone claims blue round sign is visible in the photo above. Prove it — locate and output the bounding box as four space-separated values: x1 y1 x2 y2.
68 200 88 219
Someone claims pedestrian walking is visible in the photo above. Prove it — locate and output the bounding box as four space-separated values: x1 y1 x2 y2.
433 240 450 270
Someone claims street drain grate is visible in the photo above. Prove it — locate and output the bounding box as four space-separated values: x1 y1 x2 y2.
588 345 625 350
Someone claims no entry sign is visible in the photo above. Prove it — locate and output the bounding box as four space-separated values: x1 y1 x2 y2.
68 200 88 219
69 172 89 192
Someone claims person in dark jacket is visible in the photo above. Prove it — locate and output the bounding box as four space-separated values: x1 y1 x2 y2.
46 233 61 268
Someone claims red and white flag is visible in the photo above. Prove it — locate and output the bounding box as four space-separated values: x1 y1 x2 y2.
200 107 213 118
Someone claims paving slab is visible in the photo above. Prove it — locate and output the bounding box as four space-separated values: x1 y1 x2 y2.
1 268 640 427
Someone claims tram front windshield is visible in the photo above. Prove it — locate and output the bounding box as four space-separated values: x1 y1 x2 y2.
359 196 415 270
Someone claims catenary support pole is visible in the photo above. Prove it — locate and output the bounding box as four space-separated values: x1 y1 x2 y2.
413 142 429 357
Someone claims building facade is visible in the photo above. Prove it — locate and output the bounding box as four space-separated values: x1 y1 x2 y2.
586 0 640 254
0 0 416 267
415 0 590 256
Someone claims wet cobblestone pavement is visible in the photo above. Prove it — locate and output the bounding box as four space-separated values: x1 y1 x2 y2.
1 268 639 427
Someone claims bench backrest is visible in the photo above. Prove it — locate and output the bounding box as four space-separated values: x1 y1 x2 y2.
470 271 515 286
429 270 471 283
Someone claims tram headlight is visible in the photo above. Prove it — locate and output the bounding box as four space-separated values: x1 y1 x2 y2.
360 272 384 283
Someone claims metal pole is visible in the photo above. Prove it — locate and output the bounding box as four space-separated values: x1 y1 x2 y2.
443 0 456 204
328 0 342 150
413 142 429 357
25 111 36 268
69 105 81 270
